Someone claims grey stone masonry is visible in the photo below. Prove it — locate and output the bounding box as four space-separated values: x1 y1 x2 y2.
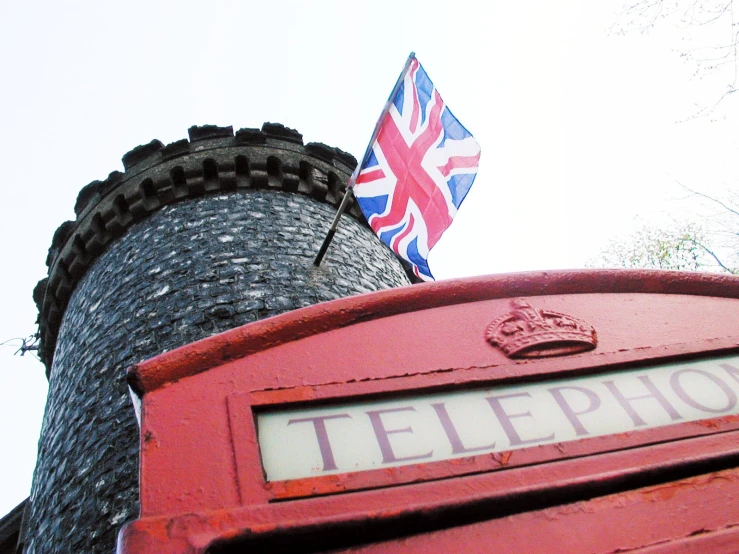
27 124 411 554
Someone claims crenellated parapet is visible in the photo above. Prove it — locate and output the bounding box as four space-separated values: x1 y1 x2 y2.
35 123 374 369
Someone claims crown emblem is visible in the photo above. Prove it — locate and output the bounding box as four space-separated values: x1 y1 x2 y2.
486 299 597 359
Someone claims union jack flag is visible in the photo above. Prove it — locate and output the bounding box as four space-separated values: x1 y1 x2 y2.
353 56 481 281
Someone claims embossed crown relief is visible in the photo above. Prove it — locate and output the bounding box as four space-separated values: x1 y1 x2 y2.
486 299 597 359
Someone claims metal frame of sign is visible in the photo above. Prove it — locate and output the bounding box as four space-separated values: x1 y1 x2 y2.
230 342 739 501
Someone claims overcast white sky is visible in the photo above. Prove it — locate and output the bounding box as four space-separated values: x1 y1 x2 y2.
2 0 738 516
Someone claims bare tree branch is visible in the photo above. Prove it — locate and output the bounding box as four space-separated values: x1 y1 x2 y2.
690 1 732 25
614 0 739 117
674 178 739 218
592 180 738 275
691 236 738 273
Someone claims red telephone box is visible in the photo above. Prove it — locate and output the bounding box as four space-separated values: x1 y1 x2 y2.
117 270 739 553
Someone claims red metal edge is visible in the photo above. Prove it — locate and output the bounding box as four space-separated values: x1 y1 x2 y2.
261 415 739 500
225 395 270 505
244 337 739 408
232 372 739 500
323 469 739 554
227 346 739 500
633 525 739 553
117 432 739 554
128 270 739 394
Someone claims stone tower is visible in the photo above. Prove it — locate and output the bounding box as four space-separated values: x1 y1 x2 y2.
28 123 411 553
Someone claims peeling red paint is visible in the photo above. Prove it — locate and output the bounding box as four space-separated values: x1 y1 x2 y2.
640 484 681 502
492 451 513 465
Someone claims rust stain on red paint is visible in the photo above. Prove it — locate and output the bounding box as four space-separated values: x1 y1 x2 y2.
448 457 477 467
492 451 513 465
258 386 317 403
374 508 406 519
268 476 347 498
139 520 171 544
642 484 681 502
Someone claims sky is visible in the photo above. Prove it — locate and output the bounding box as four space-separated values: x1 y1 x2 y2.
2 0 739 516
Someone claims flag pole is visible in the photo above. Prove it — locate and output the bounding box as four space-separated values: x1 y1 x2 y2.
313 52 417 267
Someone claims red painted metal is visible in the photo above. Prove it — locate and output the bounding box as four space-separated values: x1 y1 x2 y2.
328 466 739 554
118 270 739 553
127 269 739 394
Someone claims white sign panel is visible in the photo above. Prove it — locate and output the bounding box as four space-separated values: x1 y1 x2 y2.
257 355 739 482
